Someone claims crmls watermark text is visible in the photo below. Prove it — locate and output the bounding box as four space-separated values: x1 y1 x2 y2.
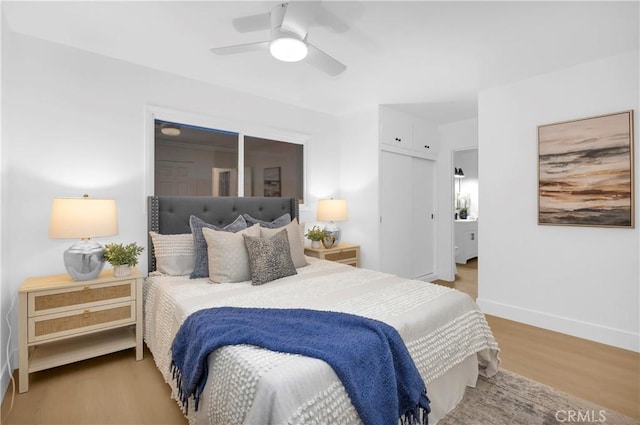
555 409 607 423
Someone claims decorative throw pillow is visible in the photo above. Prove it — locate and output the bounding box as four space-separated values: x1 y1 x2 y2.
148 232 195 276
260 219 308 268
202 224 260 283
243 213 291 229
298 221 306 248
189 215 247 279
243 229 297 285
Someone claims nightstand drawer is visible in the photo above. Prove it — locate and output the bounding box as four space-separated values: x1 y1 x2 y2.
29 280 134 317
304 243 360 268
324 249 357 262
28 301 135 343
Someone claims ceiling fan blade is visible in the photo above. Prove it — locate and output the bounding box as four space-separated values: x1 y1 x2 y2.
281 1 321 39
306 43 346 76
232 13 270 33
210 41 270 56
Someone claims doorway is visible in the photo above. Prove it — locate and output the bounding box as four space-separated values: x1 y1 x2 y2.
453 148 478 266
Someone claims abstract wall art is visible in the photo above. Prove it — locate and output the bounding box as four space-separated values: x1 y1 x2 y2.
538 110 634 228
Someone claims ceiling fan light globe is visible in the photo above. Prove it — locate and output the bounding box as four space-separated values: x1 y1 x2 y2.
270 37 308 62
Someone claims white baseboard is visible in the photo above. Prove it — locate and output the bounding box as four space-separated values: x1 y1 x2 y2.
477 298 639 352
417 272 439 282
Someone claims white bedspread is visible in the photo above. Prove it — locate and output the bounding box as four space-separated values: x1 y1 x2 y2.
144 258 499 425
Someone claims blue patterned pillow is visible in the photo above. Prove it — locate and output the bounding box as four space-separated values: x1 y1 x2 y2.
243 213 291 229
189 215 247 278
243 229 297 285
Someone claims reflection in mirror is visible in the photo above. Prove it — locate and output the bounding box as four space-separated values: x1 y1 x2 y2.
154 120 239 196
154 120 305 204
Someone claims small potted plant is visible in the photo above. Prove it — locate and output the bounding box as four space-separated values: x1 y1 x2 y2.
103 242 144 277
305 226 326 249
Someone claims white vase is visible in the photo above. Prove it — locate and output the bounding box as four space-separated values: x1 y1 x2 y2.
113 265 132 277
311 240 321 249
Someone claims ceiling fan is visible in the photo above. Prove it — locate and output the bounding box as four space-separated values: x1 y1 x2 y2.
210 2 348 76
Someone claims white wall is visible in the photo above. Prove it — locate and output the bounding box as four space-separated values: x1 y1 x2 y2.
0 16 6 403
336 107 380 270
0 30 341 396
478 50 639 351
436 119 478 282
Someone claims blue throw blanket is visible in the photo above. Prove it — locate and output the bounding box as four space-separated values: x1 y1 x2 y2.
171 307 430 425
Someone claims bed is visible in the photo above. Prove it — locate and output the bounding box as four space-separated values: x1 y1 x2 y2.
143 196 499 425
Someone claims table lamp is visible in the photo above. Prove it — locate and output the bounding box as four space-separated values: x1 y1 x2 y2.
49 195 118 281
317 198 348 248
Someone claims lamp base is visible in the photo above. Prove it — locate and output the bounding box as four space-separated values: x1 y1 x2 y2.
322 222 341 248
63 240 106 281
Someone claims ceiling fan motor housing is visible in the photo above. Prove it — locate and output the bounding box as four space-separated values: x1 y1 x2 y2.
269 3 308 62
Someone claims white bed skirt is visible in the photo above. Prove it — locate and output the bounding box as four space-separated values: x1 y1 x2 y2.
427 354 478 424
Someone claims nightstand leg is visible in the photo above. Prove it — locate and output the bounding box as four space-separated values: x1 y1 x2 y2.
135 277 143 361
135 328 143 361
18 293 28 393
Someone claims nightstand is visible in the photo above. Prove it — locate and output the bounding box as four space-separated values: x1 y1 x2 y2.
18 269 143 393
304 243 360 267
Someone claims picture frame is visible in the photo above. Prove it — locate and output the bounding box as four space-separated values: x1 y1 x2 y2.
538 110 634 228
263 166 281 197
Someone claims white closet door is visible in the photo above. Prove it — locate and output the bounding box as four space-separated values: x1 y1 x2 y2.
411 156 435 280
380 151 412 277
379 151 435 280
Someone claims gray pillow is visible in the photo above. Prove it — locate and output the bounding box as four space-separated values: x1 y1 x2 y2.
203 224 261 283
260 219 308 268
243 229 297 285
189 215 247 279
243 213 291 228
148 232 195 276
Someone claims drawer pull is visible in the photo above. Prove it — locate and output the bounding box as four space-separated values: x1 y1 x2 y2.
83 286 91 294
83 310 91 318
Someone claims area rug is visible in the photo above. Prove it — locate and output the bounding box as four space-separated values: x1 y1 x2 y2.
439 369 638 425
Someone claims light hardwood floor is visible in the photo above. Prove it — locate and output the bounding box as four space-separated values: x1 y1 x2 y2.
3 260 638 423
1 346 186 425
435 258 640 421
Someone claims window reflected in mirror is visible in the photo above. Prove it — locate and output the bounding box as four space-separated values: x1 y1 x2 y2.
154 120 304 204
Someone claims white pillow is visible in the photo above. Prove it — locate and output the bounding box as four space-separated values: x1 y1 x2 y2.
298 221 306 247
260 219 308 268
148 232 195 276
203 224 261 283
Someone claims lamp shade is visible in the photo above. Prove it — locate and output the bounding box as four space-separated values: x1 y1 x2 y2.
317 199 348 222
49 197 118 239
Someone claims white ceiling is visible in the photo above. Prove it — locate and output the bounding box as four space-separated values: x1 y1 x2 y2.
3 1 638 123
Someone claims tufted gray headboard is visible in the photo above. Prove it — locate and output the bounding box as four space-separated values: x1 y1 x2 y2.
147 196 299 273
